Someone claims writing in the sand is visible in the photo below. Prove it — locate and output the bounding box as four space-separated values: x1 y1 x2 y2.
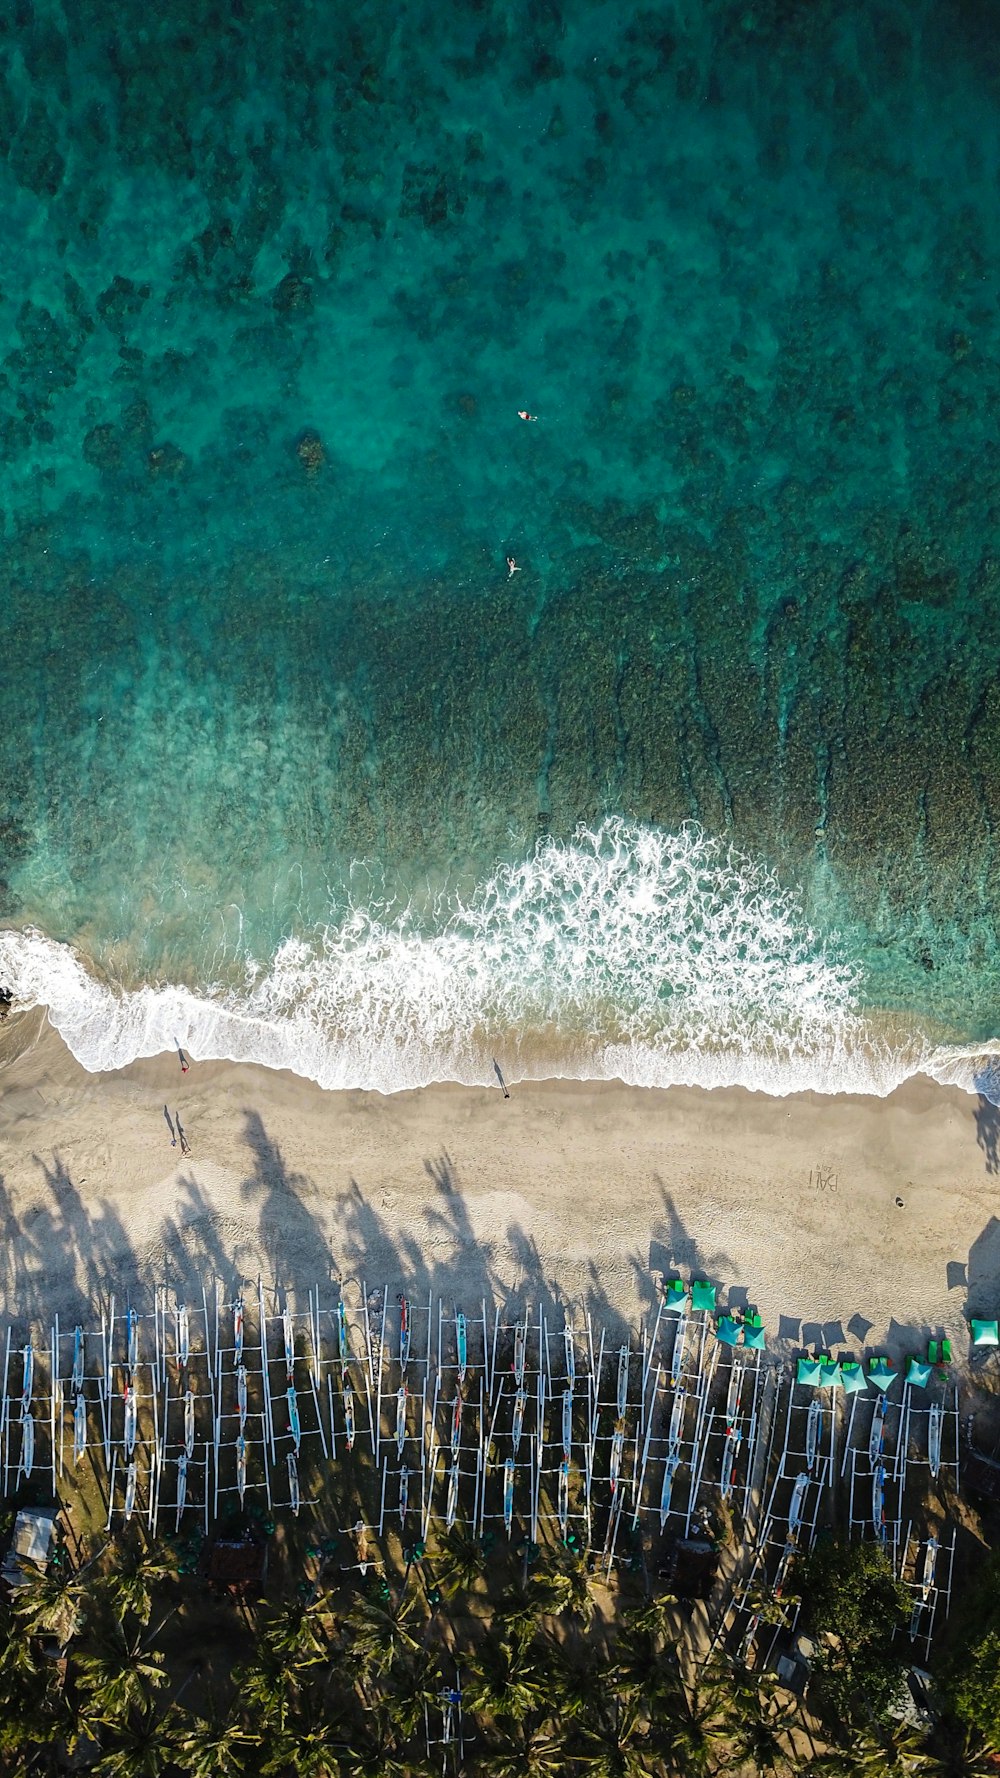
809 1164 839 1193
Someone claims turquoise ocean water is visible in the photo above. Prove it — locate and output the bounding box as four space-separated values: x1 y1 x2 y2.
2 0 1000 1095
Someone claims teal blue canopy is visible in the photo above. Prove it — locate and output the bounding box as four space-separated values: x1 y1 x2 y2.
818 1360 843 1388
905 1357 932 1388
796 1357 822 1386
691 1280 716 1314
716 1316 742 1347
867 1357 897 1392
744 1323 766 1351
662 1279 689 1315
841 1361 867 1395
972 1318 1000 1348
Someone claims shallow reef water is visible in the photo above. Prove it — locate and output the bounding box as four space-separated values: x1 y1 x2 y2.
2 0 1000 1093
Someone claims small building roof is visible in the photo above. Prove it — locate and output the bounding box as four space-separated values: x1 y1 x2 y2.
1 1508 57 1592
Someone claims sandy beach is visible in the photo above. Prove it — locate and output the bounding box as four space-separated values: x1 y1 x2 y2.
0 1007 995 1362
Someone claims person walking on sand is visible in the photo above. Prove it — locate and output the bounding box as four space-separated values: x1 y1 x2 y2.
517 410 537 422
163 1105 177 1148
506 556 520 578
176 1043 189 1074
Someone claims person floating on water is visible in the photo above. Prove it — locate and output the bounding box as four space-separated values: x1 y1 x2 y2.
517 410 537 422
506 556 520 578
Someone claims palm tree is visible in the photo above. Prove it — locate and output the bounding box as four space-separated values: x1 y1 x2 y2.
258 1725 343 1778
725 1673 797 1776
479 1722 572 1776
91 1702 180 1777
466 1630 558 1726
8 1561 86 1645
649 1660 732 1778
432 1522 488 1597
577 1694 661 1777
74 1621 170 1728
257 1597 330 1667
101 1542 179 1630
177 1705 262 1777
344 1593 423 1683
920 1722 1000 1778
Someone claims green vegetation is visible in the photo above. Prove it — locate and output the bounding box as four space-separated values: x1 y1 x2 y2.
0 1520 992 1777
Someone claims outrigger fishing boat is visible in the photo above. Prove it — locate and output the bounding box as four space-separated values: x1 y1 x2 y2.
21 1340 33 1408
123 1383 137 1457
558 1457 570 1539
869 1394 887 1469
74 1392 87 1464
512 1387 527 1454
124 1459 137 1521
805 1398 822 1472
787 1470 810 1538
175 1452 188 1530
282 1307 295 1380
872 1460 886 1539
343 1380 356 1450
610 1418 626 1494
928 1401 943 1479
561 1388 573 1460
719 1424 742 1503
513 1319 526 1388
126 1308 139 1376
456 1311 468 1383
399 1465 409 1528
20 1407 34 1480
659 1449 680 1528
233 1295 245 1366
396 1385 407 1457
920 1534 938 1602
667 1384 686 1453
670 1313 687 1387
288 1452 300 1517
287 1385 301 1452
564 1320 575 1388
725 1360 743 1426
236 1433 247 1502
72 1325 85 1394
446 1461 460 1530
450 1389 462 1460
503 1456 515 1536
398 1295 410 1371
184 1387 196 1458
337 1297 351 1366
774 1535 796 1599
176 1303 190 1369
616 1344 629 1418
236 1365 248 1432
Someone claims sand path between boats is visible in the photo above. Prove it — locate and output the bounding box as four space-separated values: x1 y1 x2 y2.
0 1011 995 1361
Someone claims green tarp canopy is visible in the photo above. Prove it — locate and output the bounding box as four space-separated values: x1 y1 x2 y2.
796 1357 822 1386
691 1280 716 1314
972 1318 1000 1348
716 1316 742 1346
818 1360 843 1388
905 1357 932 1387
744 1323 766 1351
840 1361 868 1394
662 1280 689 1314
867 1358 897 1392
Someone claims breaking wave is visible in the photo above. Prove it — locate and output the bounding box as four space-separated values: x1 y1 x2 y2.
0 819 993 1097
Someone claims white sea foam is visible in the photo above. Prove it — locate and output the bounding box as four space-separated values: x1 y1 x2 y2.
0 819 994 1098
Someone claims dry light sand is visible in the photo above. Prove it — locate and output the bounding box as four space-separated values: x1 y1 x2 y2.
0 1009 998 1362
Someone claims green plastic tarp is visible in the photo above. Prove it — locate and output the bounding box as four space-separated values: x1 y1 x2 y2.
662 1280 689 1314
691 1280 716 1314
744 1323 766 1351
818 1360 843 1388
840 1362 867 1394
972 1318 1000 1348
867 1358 897 1392
796 1356 822 1385
716 1316 742 1346
905 1357 932 1387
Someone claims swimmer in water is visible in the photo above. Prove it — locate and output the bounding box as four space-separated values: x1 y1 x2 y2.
517 410 537 422
506 556 520 577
